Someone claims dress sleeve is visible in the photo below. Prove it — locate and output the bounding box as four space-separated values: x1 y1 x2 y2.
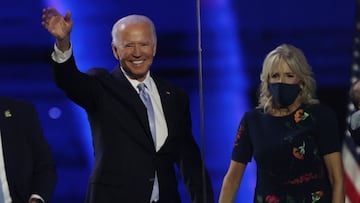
231 112 253 164
314 104 342 155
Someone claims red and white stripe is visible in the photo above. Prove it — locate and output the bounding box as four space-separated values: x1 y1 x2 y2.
344 2 360 202
343 139 360 202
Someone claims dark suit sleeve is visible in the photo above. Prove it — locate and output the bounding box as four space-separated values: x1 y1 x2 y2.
175 93 214 203
51 54 103 111
26 103 57 202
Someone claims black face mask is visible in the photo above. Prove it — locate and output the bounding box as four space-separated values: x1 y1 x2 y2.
268 83 301 107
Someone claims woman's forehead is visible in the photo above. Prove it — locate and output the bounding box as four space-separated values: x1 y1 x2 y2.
269 58 292 72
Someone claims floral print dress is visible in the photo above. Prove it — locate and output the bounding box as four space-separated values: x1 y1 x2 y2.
232 104 341 203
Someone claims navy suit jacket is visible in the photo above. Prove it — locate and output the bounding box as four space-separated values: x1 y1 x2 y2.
0 97 57 203
51 55 214 203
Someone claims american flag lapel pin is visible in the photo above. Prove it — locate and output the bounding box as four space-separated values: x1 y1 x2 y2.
4 110 12 118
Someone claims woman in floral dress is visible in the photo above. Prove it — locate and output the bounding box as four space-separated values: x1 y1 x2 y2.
219 44 345 203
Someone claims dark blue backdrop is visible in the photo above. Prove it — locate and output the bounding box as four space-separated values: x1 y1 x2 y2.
0 0 355 202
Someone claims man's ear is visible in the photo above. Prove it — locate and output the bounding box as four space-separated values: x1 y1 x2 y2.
112 45 119 59
153 44 157 56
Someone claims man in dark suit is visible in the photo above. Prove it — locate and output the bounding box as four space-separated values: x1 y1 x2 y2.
42 7 214 203
0 97 57 203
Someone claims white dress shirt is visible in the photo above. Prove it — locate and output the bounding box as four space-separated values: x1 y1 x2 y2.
0 131 12 203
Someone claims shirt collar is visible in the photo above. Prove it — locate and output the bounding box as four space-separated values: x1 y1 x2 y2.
120 67 153 93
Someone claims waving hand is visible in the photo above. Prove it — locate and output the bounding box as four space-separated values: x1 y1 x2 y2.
42 7 72 51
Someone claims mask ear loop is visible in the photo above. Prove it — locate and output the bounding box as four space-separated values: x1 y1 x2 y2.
195 1 207 202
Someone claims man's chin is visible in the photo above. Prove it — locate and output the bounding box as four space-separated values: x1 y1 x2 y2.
122 67 148 80
127 72 147 81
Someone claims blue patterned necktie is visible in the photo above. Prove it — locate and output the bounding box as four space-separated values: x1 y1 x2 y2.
138 83 156 145
138 83 159 201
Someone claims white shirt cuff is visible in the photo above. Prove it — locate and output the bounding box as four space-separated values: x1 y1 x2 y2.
51 43 72 63
29 194 45 203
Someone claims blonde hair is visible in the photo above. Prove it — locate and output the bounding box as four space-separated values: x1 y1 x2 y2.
257 44 319 113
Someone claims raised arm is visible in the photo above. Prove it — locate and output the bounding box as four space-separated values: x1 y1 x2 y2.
41 7 72 52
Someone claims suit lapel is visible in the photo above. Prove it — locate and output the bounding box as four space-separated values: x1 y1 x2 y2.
110 67 155 150
0 103 17 155
0 101 20 185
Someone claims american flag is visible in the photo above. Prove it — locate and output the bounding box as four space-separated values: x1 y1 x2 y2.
343 1 360 202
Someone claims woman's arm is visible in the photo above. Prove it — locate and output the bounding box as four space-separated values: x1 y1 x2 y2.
323 152 345 203
219 160 247 203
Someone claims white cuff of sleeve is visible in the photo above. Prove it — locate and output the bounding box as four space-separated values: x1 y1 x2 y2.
51 43 72 63
29 194 45 203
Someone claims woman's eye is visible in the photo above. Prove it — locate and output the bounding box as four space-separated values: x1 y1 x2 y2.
287 74 295 78
270 73 279 78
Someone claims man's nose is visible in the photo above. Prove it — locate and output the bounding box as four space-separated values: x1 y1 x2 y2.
132 45 141 56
